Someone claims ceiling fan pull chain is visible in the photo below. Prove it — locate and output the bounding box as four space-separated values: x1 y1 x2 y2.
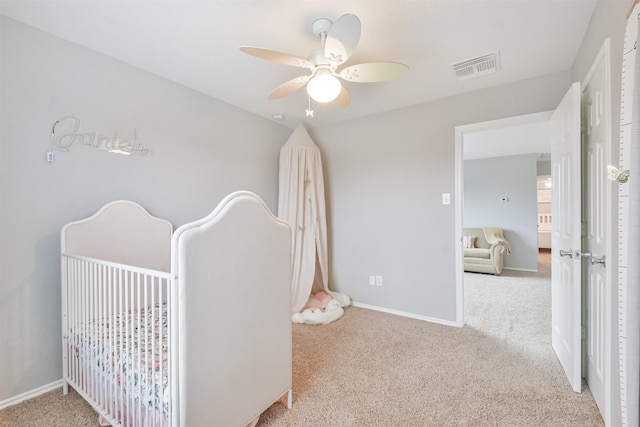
306 95 314 117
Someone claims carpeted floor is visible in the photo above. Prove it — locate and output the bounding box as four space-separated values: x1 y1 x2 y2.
0 251 604 426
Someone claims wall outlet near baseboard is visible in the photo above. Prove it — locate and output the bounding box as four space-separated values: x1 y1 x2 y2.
369 275 376 286
375 275 383 286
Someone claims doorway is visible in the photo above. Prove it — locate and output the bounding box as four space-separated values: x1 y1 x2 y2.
454 110 553 324
454 40 612 425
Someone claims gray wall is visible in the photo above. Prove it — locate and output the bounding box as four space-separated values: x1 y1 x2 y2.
0 17 289 402
310 71 570 322
464 154 538 271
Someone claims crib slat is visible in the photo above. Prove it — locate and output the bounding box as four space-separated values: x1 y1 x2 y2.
73 259 78 390
61 257 68 395
153 280 158 427
108 264 115 421
89 261 95 401
136 272 142 427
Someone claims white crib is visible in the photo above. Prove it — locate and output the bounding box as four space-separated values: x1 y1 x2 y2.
61 191 292 426
538 212 552 249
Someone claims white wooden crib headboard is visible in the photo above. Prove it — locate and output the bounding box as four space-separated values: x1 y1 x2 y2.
61 200 173 272
171 191 292 427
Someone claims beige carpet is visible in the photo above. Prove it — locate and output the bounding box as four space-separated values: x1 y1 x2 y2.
1 251 604 426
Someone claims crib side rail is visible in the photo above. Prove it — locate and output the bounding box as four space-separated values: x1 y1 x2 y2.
537 213 553 232
61 253 174 427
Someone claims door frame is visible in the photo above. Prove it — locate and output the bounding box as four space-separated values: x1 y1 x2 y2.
454 110 553 326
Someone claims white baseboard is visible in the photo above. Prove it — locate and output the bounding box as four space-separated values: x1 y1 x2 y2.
503 267 538 272
351 302 459 328
0 379 63 411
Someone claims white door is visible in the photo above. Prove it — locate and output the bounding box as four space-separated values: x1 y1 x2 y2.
581 44 610 422
551 81 582 393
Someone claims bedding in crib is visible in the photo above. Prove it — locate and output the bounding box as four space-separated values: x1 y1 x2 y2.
67 303 169 424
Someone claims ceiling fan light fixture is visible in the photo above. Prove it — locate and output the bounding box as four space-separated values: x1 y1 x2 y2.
240 13 406 109
307 73 341 103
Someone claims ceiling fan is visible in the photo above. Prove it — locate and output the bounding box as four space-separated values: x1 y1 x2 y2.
240 14 409 107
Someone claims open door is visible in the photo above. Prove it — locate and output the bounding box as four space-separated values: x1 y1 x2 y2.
551 81 582 393
581 40 611 422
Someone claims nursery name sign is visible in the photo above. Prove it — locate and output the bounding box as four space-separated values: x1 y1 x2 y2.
49 114 148 158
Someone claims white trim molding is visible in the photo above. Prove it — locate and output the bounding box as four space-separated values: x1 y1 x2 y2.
0 379 63 410
352 301 460 328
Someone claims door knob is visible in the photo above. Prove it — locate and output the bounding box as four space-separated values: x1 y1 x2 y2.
559 249 577 258
582 252 606 266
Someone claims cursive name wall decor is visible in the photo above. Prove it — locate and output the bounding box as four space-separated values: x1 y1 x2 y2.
46 114 148 162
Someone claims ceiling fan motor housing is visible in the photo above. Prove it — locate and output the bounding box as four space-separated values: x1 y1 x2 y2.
312 18 333 38
308 48 330 67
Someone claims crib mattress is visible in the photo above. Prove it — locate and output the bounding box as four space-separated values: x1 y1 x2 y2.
66 303 170 419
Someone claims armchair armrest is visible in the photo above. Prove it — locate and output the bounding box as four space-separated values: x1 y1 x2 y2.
490 243 507 275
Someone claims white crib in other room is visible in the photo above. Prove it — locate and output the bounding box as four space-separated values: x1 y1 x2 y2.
537 213 552 249
60 191 292 426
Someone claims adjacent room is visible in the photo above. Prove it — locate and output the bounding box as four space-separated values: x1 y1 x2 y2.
0 1 634 426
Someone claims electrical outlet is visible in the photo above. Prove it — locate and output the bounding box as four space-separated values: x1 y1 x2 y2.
369 275 376 286
375 275 383 286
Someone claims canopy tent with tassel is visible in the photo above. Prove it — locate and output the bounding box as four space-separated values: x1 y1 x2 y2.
277 123 350 325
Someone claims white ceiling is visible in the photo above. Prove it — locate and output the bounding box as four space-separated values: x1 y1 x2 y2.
0 1 598 129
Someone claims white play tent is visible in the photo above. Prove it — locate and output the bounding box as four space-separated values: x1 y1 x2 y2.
278 123 350 325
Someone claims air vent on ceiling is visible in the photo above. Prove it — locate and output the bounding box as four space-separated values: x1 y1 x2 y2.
452 51 500 80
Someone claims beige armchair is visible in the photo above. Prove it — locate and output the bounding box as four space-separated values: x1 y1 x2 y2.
463 227 511 275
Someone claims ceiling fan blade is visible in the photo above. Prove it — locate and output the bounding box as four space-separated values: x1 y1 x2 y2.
331 86 351 107
240 46 314 69
324 14 361 65
267 75 311 100
339 62 409 82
